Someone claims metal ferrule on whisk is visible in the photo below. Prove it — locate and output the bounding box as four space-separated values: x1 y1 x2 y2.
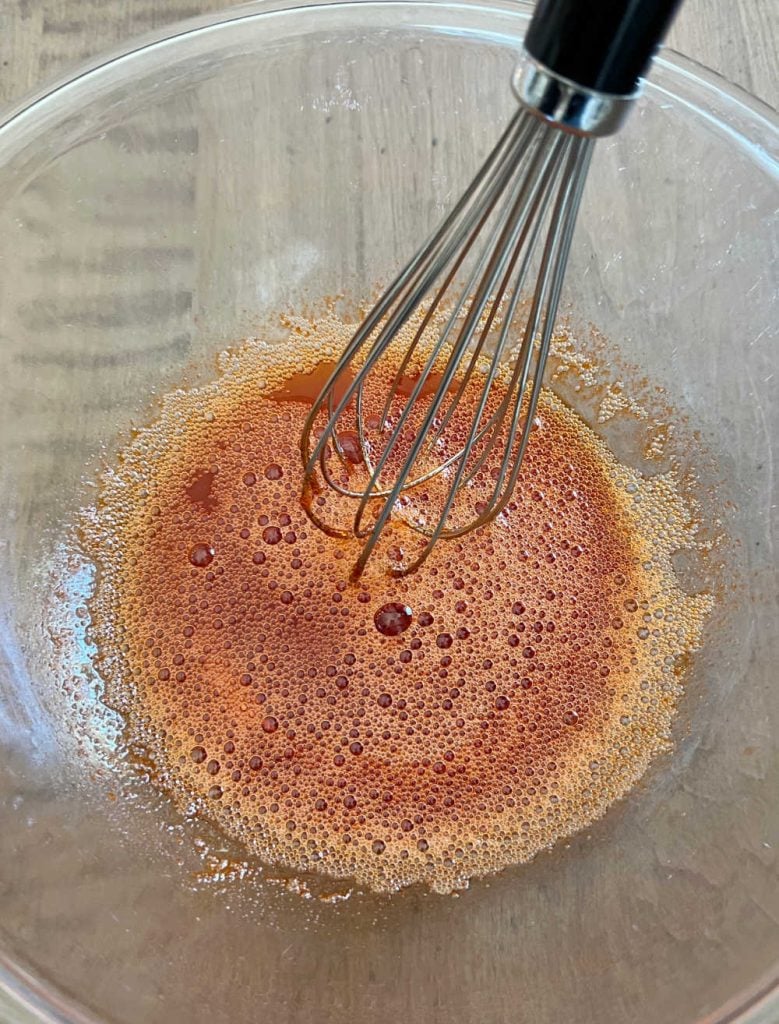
512 57 638 137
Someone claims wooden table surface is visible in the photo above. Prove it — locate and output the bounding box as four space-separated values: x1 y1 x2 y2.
0 3 775 1024
0 0 777 113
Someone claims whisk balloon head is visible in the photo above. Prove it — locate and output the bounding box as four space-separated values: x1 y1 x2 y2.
301 107 594 578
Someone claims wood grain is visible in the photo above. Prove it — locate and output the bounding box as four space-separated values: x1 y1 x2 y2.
0 0 777 112
0 6 773 1024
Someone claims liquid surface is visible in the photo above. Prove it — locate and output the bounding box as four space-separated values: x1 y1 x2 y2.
84 311 711 893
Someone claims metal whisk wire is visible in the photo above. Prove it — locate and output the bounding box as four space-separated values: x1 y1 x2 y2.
301 111 593 576
300 0 684 576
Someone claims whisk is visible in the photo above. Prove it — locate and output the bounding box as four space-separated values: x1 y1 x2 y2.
301 0 684 577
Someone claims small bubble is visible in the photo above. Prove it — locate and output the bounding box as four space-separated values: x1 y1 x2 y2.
189 543 215 568
337 430 363 464
374 602 413 636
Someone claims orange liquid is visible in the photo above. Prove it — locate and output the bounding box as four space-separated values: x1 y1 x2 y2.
85 316 710 893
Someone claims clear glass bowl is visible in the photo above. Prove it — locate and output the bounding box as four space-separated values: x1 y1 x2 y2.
0 2 776 1022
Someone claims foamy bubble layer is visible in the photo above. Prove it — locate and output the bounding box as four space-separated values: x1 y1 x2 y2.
82 310 712 893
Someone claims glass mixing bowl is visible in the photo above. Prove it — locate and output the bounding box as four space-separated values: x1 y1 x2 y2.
0 2 777 1022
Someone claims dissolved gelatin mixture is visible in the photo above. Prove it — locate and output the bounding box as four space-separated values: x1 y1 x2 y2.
82 309 712 893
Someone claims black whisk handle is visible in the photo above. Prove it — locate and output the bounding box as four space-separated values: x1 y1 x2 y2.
524 0 685 98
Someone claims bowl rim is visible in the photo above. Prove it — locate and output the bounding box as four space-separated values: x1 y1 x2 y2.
0 1 776 1022
0 0 778 141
